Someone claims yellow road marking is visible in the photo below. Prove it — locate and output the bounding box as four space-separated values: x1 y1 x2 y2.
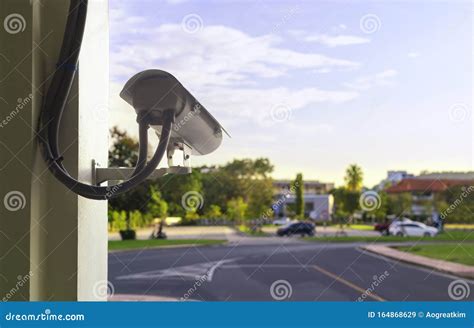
313 265 386 302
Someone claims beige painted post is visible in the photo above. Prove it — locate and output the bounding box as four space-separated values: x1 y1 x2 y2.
0 0 109 301
0 0 33 302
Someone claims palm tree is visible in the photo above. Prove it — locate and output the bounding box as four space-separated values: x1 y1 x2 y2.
344 164 363 192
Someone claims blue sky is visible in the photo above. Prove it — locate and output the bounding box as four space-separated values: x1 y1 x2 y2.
108 0 472 187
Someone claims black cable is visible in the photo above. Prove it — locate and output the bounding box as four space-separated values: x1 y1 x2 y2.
38 0 174 200
46 0 85 168
133 122 149 176
44 113 173 200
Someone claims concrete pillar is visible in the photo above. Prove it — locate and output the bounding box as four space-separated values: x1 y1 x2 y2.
0 0 109 301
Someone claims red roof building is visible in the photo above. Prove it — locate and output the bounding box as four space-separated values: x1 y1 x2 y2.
386 178 474 194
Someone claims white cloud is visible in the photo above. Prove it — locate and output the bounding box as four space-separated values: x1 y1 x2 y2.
109 11 360 87
343 69 398 91
408 51 421 58
109 82 359 137
110 24 360 86
304 34 370 47
165 0 189 4
108 9 360 143
198 86 358 126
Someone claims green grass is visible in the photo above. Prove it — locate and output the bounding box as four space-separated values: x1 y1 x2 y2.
108 239 226 251
324 224 374 231
236 225 268 236
396 244 474 266
305 230 474 243
445 224 474 230
346 224 374 231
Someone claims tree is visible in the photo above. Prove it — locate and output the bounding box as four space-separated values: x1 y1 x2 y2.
147 186 168 238
109 210 127 231
109 182 151 231
435 186 474 223
344 164 363 192
109 126 139 167
332 187 360 220
147 186 168 220
226 197 248 223
184 209 200 222
108 126 151 232
200 158 274 218
157 170 203 217
363 191 388 222
205 205 223 219
246 178 274 219
295 173 304 219
387 193 412 217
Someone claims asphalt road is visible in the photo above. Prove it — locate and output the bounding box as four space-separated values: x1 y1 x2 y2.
108 239 474 301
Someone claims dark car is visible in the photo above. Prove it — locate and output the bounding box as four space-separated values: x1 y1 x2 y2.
277 222 315 237
374 222 390 236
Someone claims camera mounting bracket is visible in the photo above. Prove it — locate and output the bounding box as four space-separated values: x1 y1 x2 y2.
92 160 191 185
167 141 192 167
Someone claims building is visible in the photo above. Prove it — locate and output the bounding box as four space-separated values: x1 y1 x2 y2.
376 170 414 190
416 172 474 180
272 179 334 221
273 179 334 195
386 176 474 216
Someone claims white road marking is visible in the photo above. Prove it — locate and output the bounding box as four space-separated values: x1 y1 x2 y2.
206 260 226 282
221 264 310 269
116 258 237 282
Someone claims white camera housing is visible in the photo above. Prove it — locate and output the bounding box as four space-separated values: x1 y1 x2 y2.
120 69 227 156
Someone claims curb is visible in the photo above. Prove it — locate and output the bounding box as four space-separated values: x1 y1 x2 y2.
231 227 271 238
108 241 227 253
109 294 181 302
361 245 474 279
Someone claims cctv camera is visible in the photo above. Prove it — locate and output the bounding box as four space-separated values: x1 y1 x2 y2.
37 0 227 200
120 69 228 156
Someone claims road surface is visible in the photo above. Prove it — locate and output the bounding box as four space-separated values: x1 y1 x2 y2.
108 238 474 301
108 225 379 241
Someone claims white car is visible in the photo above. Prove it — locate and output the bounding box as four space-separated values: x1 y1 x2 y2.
272 217 292 226
389 221 438 237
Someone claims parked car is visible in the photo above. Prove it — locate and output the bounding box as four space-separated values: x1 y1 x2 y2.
272 217 292 226
388 221 438 237
277 222 315 237
374 222 390 236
